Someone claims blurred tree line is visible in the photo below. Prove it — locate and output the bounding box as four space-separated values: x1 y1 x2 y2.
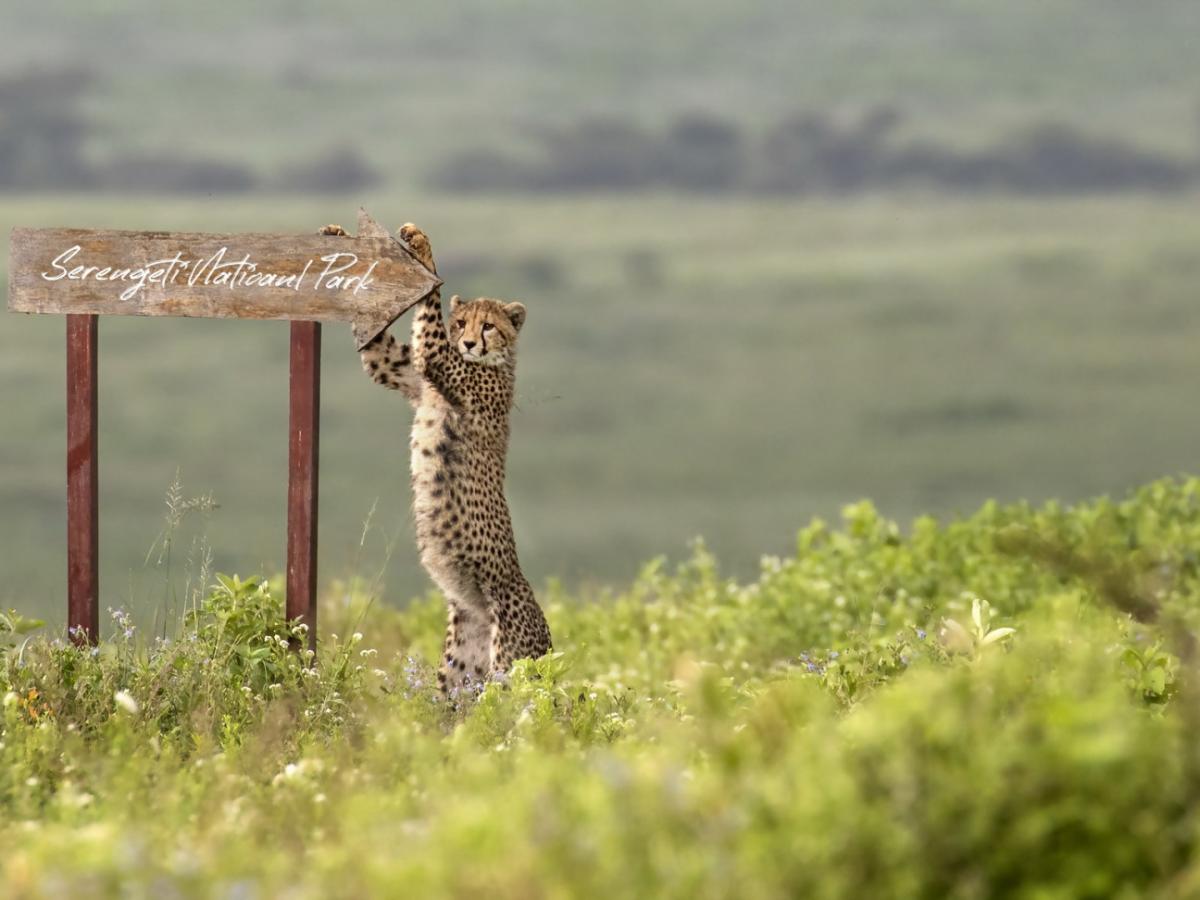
0 68 379 194
434 106 1199 195
3 66 1195 197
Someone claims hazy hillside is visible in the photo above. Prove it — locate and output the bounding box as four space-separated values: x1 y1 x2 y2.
3 1 1199 186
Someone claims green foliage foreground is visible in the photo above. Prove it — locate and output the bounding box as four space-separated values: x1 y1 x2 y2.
5 479 1200 898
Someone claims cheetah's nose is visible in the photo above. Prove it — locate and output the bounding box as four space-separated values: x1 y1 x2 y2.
462 340 476 350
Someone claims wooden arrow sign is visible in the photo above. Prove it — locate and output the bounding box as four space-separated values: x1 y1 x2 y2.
8 209 441 349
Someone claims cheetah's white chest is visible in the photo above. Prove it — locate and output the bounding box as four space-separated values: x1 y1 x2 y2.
410 400 483 609
410 402 449 491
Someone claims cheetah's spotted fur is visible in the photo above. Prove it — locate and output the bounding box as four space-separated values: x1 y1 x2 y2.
324 221 552 693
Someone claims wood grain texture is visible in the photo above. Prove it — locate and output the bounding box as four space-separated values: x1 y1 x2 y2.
66 315 99 645
8 209 441 349
286 321 320 652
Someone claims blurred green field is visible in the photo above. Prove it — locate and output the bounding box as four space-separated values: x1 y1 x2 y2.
2 191 1199 625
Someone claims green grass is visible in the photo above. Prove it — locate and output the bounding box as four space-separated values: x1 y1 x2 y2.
3 479 1200 896
4 191 1200 625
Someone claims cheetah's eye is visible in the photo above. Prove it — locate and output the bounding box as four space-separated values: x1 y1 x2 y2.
455 319 466 330
482 322 495 332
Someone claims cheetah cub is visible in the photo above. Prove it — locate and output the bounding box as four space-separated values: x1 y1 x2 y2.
321 221 552 693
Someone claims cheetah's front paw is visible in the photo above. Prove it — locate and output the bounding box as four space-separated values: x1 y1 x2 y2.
397 222 436 272
352 322 381 349
397 222 424 243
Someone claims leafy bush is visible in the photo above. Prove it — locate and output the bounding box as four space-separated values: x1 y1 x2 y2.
4 478 1200 896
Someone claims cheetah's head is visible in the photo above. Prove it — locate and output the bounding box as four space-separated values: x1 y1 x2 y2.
449 296 526 366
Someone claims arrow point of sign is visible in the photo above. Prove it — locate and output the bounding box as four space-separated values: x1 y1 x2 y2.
350 207 442 349
352 282 440 352
351 262 442 350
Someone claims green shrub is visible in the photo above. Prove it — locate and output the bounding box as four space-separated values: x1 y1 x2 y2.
4 478 1200 897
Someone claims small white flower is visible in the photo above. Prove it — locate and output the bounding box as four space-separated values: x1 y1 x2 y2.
939 618 974 655
272 757 323 786
57 783 93 809
113 690 139 715
2 691 17 708
351 632 363 644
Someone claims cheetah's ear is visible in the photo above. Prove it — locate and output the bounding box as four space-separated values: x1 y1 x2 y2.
503 302 526 333
450 295 464 313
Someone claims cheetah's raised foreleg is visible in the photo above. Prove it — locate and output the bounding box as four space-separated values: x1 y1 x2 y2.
403 224 473 408
359 333 421 405
397 222 437 275
319 223 422 405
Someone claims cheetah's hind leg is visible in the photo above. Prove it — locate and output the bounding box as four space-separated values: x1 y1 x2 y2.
439 603 492 699
486 585 553 680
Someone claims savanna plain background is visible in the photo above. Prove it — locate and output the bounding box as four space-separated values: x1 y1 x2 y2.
2 0 1199 628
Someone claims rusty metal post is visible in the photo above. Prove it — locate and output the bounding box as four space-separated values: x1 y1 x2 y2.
66 314 99 644
286 321 321 650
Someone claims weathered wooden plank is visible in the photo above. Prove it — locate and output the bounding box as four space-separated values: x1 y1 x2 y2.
8 209 440 349
286 321 320 652
66 315 99 645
